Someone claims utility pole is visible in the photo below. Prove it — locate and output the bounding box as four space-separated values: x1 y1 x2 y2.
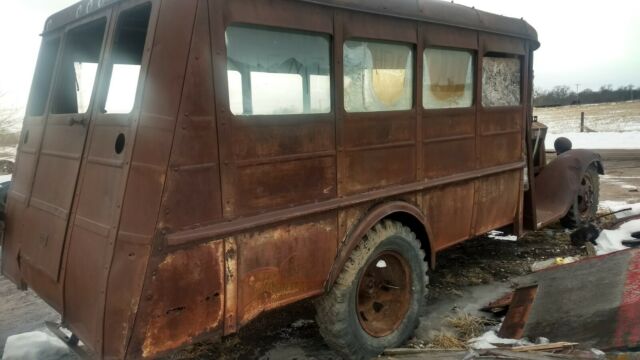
575 84 581 104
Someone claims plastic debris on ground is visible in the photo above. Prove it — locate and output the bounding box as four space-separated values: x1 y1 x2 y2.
467 330 532 350
2 331 74 360
530 256 580 272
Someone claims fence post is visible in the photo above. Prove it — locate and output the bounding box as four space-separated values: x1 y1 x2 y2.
580 112 585 133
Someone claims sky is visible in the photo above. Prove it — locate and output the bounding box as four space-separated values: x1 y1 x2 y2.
0 0 639 113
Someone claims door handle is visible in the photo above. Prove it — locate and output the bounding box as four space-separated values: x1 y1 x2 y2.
69 117 87 127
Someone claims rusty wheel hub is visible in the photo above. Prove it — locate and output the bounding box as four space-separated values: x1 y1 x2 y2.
356 251 411 337
577 174 595 218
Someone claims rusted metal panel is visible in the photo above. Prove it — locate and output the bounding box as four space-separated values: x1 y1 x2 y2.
232 118 335 161
422 109 477 179
235 215 337 326
102 237 151 359
477 110 522 168
473 170 521 235
141 241 225 358
422 23 478 50
235 156 336 216
342 145 417 195
482 33 526 56
341 10 417 43
160 0 222 231
422 181 474 250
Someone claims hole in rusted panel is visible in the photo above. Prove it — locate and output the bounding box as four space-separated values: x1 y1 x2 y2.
165 306 186 315
115 133 125 154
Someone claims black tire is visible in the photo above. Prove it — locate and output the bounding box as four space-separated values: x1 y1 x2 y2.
314 220 428 359
561 165 600 229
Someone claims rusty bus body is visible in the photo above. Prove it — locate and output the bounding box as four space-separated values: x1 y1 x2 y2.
1 0 602 358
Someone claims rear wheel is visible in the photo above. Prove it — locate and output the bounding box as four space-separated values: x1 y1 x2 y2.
561 165 599 228
315 220 428 359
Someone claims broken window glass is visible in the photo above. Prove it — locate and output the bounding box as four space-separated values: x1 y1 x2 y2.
226 25 331 115
344 40 413 112
103 3 152 114
423 48 474 109
51 18 107 114
482 56 521 107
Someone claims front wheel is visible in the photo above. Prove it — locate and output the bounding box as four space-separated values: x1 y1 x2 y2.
315 220 428 359
561 165 600 228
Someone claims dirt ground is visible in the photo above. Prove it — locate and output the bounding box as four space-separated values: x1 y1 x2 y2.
0 153 638 358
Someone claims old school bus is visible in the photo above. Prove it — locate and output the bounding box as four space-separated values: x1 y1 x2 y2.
1 0 602 358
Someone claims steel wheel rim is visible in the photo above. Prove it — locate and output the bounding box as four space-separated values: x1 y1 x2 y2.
356 251 412 337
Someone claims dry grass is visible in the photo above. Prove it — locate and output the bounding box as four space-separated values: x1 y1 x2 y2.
426 311 498 350
445 311 494 341
429 332 467 350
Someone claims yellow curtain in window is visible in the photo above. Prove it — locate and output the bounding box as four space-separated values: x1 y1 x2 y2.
369 43 410 106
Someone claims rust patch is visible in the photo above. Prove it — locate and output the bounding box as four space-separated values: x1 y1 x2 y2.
142 241 224 358
236 215 337 325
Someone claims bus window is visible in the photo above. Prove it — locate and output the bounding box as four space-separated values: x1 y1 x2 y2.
226 25 331 115
51 18 107 114
482 55 521 107
27 38 61 116
344 40 413 113
103 3 152 114
423 48 474 109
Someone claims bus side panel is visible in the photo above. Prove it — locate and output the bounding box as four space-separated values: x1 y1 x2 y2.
473 169 521 235
422 181 475 251
140 241 225 358
235 213 338 326
108 0 202 357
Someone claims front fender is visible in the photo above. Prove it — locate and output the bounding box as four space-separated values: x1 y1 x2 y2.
533 149 604 228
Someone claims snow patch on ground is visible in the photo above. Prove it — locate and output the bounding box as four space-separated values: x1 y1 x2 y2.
595 202 640 255
0 174 11 183
600 201 640 218
468 330 532 350
486 230 517 241
545 131 640 150
594 219 640 255
2 331 74 360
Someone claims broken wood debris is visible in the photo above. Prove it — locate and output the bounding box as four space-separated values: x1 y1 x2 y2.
511 342 579 352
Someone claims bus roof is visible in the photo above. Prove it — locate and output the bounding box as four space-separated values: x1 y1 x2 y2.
44 0 538 47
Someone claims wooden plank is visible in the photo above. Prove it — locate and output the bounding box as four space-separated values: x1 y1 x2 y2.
511 342 579 352
499 285 538 339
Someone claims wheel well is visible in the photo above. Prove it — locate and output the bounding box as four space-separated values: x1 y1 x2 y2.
592 160 604 175
382 211 432 266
